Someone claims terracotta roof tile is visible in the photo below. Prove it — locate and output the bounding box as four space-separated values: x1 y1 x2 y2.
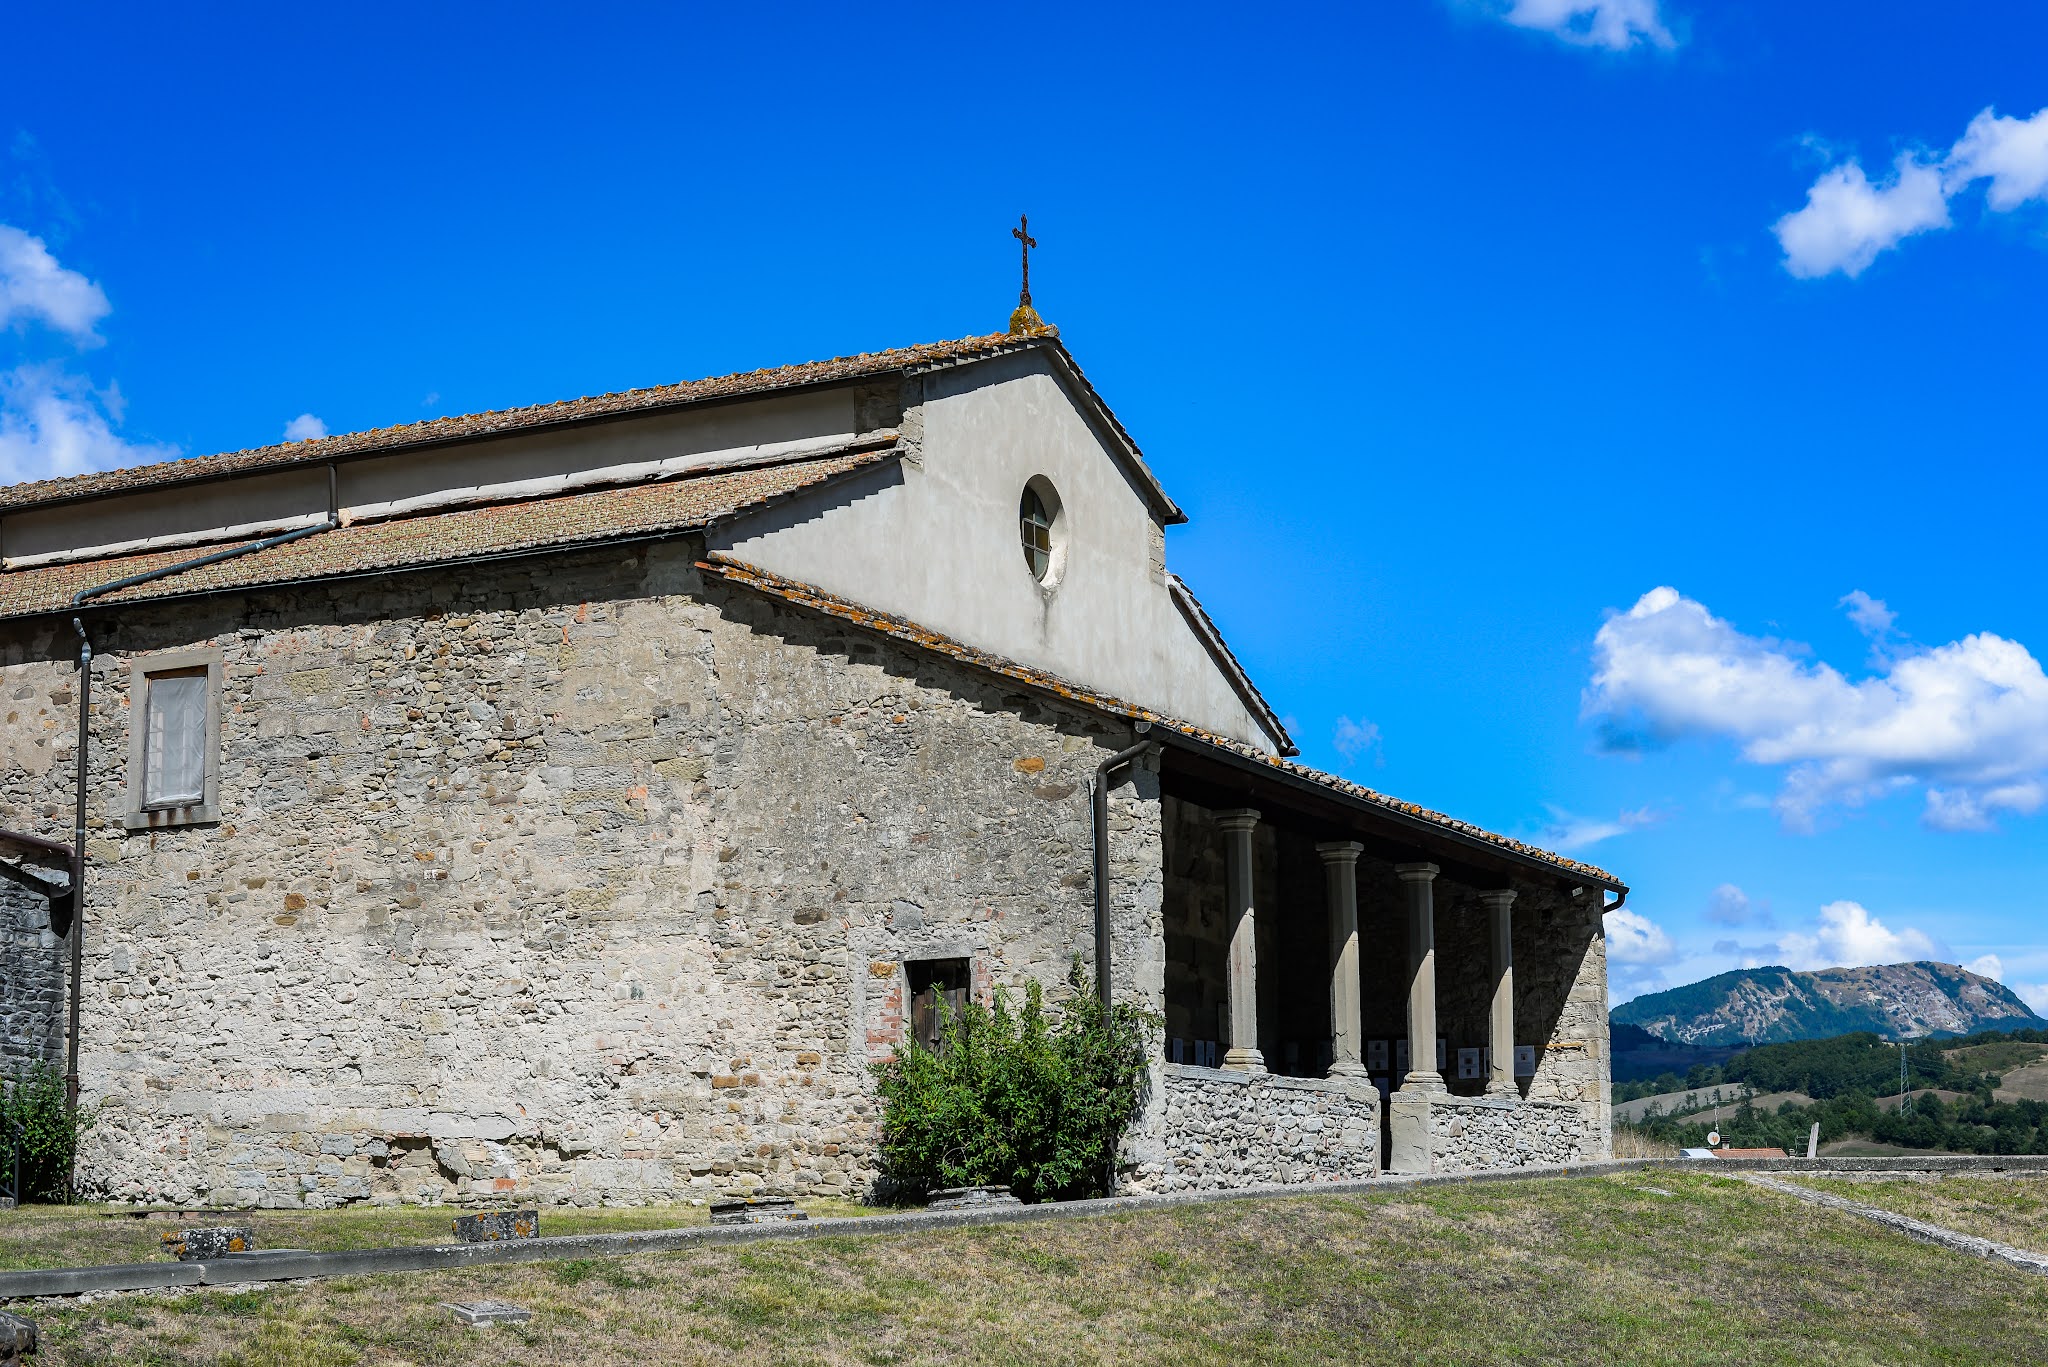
0 447 894 621
698 555 1624 890
0 334 1032 513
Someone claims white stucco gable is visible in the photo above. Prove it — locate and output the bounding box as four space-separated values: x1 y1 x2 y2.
711 348 1290 754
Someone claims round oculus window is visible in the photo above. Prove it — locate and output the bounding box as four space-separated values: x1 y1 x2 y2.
1020 479 1062 584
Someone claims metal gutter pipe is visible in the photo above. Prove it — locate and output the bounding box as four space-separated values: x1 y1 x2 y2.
56 509 337 1110
1091 725 1157 1018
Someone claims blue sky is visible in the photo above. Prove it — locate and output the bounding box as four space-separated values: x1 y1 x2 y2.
5 2 2046 1007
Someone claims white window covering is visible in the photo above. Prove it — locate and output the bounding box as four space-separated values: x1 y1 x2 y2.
144 672 207 808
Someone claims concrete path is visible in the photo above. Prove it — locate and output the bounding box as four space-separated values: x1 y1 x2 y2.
1740 1173 2048 1279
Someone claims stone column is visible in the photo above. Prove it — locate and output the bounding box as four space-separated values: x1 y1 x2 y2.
1317 841 1367 1079
1394 862 1444 1094
1215 809 1264 1074
1477 888 1518 1097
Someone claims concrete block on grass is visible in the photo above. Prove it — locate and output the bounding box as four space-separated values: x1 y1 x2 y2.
709 1196 806 1225
161 1227 253 1261
450 1210 538 1243
927 1186 1022 1210
443 1301 532 1326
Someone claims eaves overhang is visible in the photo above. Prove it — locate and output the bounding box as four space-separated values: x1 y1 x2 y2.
1155 726 1630 899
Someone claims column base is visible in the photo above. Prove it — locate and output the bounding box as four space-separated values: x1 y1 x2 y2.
1485 1080 1520 1099
1222 1047 1267 1074
1325 1061 1372 1081
1396 1071 1447 1095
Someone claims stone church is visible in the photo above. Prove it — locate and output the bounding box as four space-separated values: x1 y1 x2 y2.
0 322 1624 1207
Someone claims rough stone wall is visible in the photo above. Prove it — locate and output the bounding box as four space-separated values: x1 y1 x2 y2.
1124 1064 1378 1193
1426 1094 1591 1173
0 539 1161 1207
1159 795 1227 1050
1 877 64 1077
1514 886 1611 1156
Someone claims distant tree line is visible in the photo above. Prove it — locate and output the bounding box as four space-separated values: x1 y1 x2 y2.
1615 1027 2048 1155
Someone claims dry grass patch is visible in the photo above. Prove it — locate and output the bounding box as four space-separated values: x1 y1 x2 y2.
0 1198 876 1272
13 1173 2048 1365
1782 1172 2048 1253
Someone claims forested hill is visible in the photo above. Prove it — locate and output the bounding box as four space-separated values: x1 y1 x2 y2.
1612 961 2045 1047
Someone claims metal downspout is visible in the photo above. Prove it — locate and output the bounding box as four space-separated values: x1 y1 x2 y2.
57 507 338 1111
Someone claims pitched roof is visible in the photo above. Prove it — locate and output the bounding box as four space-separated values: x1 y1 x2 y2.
0 446 896 621
0 330 1183 522
699 555 1625 891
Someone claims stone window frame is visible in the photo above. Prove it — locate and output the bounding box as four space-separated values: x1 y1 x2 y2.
122 645 224 831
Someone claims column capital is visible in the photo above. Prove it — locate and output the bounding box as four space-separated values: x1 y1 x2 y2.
1315 840 1365 866
1394 861 1440 883
1214 808 1262 835
1474 888 1518 911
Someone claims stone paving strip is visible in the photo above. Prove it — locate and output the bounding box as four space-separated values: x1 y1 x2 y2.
5 1154 2047 1302
1740 1173 2048 1279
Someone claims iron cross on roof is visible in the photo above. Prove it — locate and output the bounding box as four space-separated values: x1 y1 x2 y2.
1008 215 1048 335
1013 215 1037 307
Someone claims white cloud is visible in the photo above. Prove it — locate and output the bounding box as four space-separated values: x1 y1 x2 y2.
0 224 110 343
1706 883 1767 926
1606 907 1678 965
0 363 177 485
1947 106 2048 210
1776 105 2048 279
1500 0 1675 51
1773 154 1950 279
1540 804 1660 851
0 221 175 484
283 413 327 443
2013 983 2048 1015
1839 590 1895 639
1333 716 1383 765
1965 953 2004 980
1774 900 1939 972
1586 586 2048 831
1923 781 2046 833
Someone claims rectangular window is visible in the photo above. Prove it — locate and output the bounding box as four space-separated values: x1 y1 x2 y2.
907 958 971 1053
124 647 223 830
143 668 207 808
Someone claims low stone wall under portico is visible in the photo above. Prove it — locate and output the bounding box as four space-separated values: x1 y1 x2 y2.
1401 1093 1592 1174
1123 1063 1380 1193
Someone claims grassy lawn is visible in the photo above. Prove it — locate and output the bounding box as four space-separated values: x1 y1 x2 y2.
1782 1173 2048 1253
12 1172 2048 1366
0 1198 876 1273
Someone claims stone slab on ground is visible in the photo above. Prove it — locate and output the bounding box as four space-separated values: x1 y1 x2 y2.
927 1186 1022 1210
0 1309 36 1364
450 1211 537 1244
710 1196 806 1226
160 1227 253 1261
1742 1173 2048 1278
443 1300 532 1326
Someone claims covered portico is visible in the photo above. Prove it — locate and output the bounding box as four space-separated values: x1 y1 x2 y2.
1127 731 1626 1187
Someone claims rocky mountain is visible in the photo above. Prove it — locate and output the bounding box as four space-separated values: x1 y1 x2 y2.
1612 961 2046 1047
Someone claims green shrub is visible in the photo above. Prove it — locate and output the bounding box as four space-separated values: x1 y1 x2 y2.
871 960 1156 1203
0 1060 93 1203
